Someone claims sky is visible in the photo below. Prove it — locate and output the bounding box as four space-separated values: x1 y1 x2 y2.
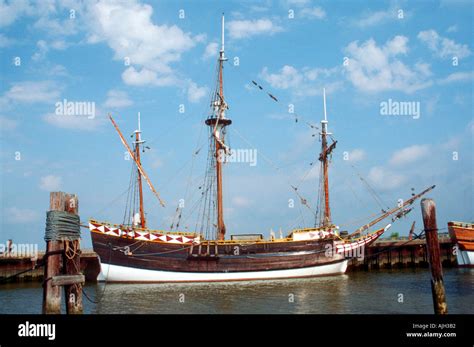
0 0 472 249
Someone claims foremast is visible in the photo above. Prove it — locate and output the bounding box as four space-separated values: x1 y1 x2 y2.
205 14 231 241
108 113 165 230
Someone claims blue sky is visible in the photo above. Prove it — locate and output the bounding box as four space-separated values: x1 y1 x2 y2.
0 0 472 249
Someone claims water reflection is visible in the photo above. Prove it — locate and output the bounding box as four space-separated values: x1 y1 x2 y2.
92 274 358 314
1 269 472 314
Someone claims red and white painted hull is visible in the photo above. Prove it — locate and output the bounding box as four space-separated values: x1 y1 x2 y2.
89 220 385 283
448 221 474 268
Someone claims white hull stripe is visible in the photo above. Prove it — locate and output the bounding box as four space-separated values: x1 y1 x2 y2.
335 229 384 253
456 249 474 266
98 261 348 283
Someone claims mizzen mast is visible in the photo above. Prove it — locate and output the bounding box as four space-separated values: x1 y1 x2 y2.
205 13 231 241
318 88 337 227
134 112 146 228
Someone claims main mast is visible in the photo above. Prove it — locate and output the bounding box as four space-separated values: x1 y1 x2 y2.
134 112 146 228
205 14 231 240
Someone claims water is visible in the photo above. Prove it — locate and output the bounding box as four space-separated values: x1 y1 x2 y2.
1 269 472 314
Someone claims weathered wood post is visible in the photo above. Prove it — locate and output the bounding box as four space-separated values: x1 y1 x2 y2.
63 193 83 314
43 192 65 314
420 198 448 314
42 192 84 314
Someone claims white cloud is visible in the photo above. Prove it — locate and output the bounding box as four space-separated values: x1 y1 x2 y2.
4 81 61 104
227 18 283 39
0 33 12 47
368 166 407 190
384 35 409 55
187 81 208 103
121 67 178 87
356 11 390 28
249 5 269 13
343 36 432 93
0 116 18 131
2 1 205 97
43 112 104 131
34 15 78 36
389 145 430 166
300 7 326 19
260 65 342 97
285 0 311 6
47 64 68 77
347 149 366 162
446 25 458 33
150 157 163 169
438 71 474 85
39 175 62 191
50 39 68 50
418 29 471 59
104 89 133 108
232 196 253 207
0 0 33 27
32 40 48 61
202 42 218 60
0 1 82 34
31 40 67 61
353 7 401 28
261 65 303 89
4 207 40 224
87 1 199 87
122 67 159 86
425 95 439 116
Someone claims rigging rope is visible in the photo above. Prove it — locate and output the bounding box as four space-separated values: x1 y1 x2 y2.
249 79 319 130
231 126 317 217
350 163 389 211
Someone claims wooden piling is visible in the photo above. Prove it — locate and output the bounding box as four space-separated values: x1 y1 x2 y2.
42 192 65 314
420 198 448 315
63 194 83 314
42 192 83 314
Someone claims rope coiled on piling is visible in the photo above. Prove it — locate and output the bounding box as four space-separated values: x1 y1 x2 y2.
44 211 81 241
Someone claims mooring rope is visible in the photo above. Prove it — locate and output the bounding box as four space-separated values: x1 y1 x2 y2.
44 211 81 242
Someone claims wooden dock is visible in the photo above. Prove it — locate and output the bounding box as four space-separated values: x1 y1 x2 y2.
0 249 100 282
347 233 456 271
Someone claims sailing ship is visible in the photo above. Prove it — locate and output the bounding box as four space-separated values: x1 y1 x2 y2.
89 15 435 282
448 221 474 267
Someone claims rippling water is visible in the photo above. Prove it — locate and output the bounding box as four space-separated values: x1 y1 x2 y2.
1 268 472 314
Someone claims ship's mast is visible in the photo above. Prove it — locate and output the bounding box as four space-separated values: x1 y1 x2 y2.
205 14 231 240
134 112 146 228
109 114 165 210
319 88 336 227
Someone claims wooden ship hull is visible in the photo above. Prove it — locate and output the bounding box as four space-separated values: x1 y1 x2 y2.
89 220 386 282
448 221 474 267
